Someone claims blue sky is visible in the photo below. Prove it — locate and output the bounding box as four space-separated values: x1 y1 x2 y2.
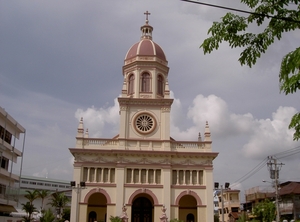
1 0 300 193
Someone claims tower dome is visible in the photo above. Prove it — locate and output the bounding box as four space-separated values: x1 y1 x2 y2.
124 11 167 62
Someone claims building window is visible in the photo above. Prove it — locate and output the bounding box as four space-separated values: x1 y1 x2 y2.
83 167 88 182
157 75 164 95
141 169 146 183
103 168 109 182
1 157 8 170
126 168 161 184
110 168 115 183
128 74 135 94
0 125 12 144
89 168 95 182
148 169 154 184
172 170 204 185
198 170 204 185
141 73 151 92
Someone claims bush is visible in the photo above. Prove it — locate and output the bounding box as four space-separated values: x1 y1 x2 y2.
109 216 122 222
40 208 55 222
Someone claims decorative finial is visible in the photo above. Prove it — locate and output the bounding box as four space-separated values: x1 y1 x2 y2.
77 117 84 138
204 121 211 142
144 11 151 24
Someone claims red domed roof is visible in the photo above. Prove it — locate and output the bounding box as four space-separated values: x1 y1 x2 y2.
125 39 166 61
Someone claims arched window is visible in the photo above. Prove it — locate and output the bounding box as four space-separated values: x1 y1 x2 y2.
157 75 164 95
141 73 151 92
128 74 135 94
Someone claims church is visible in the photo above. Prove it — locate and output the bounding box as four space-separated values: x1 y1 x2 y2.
69 12 218 222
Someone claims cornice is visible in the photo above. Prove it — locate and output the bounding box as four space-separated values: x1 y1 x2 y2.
70 149 218 167
118 97 173 106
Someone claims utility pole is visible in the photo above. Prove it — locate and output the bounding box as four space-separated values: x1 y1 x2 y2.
267 156 284 222
221 185 224 222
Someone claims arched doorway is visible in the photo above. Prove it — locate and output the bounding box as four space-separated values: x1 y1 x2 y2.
186 213 195 222
88 211 97 222
87 192 107 222
178 195 197 222
131 196 153 222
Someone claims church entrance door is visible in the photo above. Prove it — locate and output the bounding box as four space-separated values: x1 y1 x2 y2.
131 197 153 222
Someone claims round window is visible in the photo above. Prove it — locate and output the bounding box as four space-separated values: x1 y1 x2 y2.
134 113 156 134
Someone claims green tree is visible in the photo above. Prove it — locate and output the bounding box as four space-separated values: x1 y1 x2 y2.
201 0 300 140
213 214 220 222
21 201 37 222
109 216 122 222
62 208 70 222
236 212 247 222
23 190 39 221
39 208 55 222
48 192 70 221
24 190 38 205
37 190 51 212
252 199 276 222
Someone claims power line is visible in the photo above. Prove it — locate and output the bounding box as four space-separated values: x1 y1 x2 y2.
273 145 300 160
180 0 300 24
230 145 300 187
231 158 268 187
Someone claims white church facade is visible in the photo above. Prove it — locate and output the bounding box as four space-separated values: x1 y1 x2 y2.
69 12 218 222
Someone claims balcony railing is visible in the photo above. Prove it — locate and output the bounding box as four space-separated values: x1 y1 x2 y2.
76 138 211 151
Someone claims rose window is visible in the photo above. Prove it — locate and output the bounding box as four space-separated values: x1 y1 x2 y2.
135 114 155 133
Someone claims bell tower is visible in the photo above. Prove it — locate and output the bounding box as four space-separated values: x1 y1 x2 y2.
118 12 173 146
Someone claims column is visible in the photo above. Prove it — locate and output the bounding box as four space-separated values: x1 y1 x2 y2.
190 170 192 185
101 168 104 183
183 170 186 185
146 169 149 184
94 168 97 182
87 168 90 182
108 168 111 183
176 170 179 185
131 169 134 183
154 169 156 184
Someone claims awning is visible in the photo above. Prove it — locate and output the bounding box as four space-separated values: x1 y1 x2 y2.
0 204 17 213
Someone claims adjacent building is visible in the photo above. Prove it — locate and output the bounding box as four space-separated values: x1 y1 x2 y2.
278 181 300 220
217 188 241 222
0 106 25 216
16 175 72 211
69 13 218 222
243 182 300 221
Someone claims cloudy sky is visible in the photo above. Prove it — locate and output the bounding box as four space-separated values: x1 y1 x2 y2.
1 0 300 195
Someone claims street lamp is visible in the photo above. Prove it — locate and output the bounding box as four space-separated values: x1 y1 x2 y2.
70 181 86 222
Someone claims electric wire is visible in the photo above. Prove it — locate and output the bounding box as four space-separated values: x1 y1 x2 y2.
230 145 300 187
230 158 268 188
272 145 300 160
180 0 300 24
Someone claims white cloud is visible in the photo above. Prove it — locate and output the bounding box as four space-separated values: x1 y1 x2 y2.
242 106 298 159
74 98 120 138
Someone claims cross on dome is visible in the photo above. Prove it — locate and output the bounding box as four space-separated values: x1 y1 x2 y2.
144 11 151 24
140 11 153 40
